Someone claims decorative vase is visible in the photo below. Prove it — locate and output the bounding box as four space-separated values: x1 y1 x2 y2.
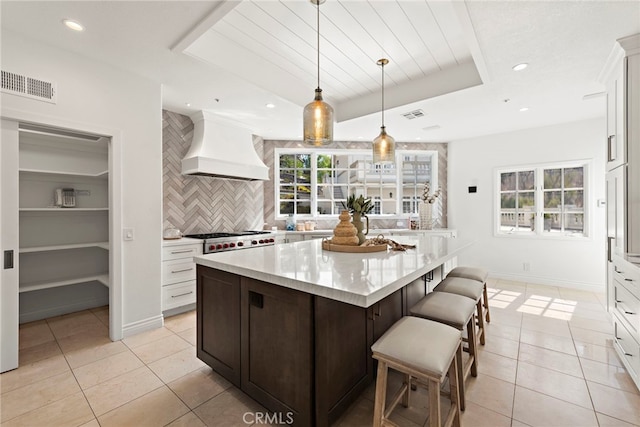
351 212 369 245
331 211 359 246
419 202 434 230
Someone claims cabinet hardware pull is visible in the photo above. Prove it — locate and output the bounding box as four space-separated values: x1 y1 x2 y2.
171 249 193 254
615 268 623 274
171 268 194 273
249 291 264 308
625 353 633 357
616 300 622 303
624 278 633 282
171 291 193 298
625 311 635 315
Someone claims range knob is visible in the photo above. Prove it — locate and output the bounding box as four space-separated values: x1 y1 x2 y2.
268 238 275 243
209 244 215 251
237 242 244 247
223 243 229 249
229 242 236 248
259 239 264 244
251 240 258 245
216 244 223 250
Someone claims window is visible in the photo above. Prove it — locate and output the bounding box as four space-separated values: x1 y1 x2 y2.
496 162 588 237
276 149 438 218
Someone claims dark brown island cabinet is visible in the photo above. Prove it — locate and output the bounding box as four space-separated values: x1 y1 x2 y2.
196 265 429 426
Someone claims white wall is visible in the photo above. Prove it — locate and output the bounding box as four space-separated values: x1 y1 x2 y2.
449 118 606 291
1 30 163 337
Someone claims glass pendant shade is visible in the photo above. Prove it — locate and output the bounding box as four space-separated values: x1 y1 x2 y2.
373 126 396 164
303 88 334 146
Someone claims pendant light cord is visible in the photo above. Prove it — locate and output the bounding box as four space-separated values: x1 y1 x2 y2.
316 0 320 90
381 61 385 127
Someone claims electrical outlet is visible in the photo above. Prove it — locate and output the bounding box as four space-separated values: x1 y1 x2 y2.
523 262 531 271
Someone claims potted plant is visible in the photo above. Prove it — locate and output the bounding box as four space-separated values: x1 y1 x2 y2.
347 194 374 244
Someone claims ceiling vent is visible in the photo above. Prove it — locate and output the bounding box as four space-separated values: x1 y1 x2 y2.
401 109 425 120
1 70 57 104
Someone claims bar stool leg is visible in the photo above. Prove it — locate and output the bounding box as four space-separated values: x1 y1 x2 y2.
402 373 411 407
467 315 478 377
373 361 388 427
455 344 465 411
448 346 462 427
476 300 486 346
483 283 491 323
429 378 441 427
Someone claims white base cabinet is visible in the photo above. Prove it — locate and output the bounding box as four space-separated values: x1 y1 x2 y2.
162 240 202 313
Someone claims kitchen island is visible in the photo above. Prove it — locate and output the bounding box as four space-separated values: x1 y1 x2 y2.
194 235 472 426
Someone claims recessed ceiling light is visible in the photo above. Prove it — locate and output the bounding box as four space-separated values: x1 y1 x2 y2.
357 136 363 139
512 63 528 71
62 19 84 32
265 103 275 109
519 107 529 112
415 137 421 140
185 103 191 107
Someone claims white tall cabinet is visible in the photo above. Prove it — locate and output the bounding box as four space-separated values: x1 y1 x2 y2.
601 33 640 391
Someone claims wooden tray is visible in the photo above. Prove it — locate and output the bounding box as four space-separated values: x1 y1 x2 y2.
322 240 388 253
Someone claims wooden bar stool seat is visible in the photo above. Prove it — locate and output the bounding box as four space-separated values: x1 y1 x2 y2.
410 292 479 410
448 266 491 323
371 316 462 427
434 277 486 345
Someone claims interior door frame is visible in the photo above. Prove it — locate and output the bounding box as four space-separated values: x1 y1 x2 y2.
1 119 20 373
0 108 123 343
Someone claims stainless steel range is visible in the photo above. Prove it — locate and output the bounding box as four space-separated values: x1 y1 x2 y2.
184 231 275 254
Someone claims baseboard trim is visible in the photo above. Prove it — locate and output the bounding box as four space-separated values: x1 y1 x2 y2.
122 314 164 338
489 272 604 293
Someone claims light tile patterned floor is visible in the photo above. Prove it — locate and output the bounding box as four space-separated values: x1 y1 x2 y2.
1 279 639 426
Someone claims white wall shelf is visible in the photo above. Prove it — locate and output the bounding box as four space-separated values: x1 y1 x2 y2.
19 242 109 253
19 207 109 212
19 274 109 293
19 168 109 178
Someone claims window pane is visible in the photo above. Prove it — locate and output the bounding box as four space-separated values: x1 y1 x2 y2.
297 185 311 199
564 190 583 208
543 213 561 232
501 172 516 191
500 211 516 230
297 170 311 184
296 201 311 214
280 201 294 214
296 154 311 168
544 169 562 189
518 171 535 190
279 169 294 184
544 191 562 210
565 213 584 233
519 191 535 208
317 201 333 215
279 155 295 168
564 167 583 188
501 193 516 209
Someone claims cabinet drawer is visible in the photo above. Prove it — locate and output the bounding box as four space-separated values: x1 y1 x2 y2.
163 281 196 311
614 319 640 381
162 244 202 261
163 259 196 285
613 279 640 338
613 256 640 299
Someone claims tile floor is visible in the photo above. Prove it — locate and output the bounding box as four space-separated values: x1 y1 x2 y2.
1 279 639 426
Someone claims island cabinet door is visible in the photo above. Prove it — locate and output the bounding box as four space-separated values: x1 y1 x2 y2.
240 278 314 426
315 297 373 427
196 266 241 387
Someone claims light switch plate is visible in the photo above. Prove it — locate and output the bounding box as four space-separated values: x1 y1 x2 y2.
123 228 134 241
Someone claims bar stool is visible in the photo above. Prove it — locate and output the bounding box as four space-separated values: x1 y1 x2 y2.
434 276 486 345
371 316 462 427
410 291 478 411
448 266 491 323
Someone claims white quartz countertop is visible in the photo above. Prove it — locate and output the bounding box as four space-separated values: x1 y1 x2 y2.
274 228 455 235
194 235 472 307
162 237 202 247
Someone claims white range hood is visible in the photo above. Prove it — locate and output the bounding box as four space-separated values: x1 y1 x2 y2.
181 111 269 181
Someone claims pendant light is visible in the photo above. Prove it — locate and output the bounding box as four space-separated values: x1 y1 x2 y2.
372 58 395 164
303 0 333 146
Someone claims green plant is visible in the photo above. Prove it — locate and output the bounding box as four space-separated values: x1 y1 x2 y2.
347 194 374 215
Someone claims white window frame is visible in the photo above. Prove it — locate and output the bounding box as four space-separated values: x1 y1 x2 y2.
494 160 591 239
274 148 438 219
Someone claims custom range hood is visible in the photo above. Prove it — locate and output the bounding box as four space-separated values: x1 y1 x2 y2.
181 111 269 181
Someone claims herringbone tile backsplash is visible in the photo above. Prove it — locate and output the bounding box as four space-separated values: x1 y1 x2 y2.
163 110 448 233
163 110 265 234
